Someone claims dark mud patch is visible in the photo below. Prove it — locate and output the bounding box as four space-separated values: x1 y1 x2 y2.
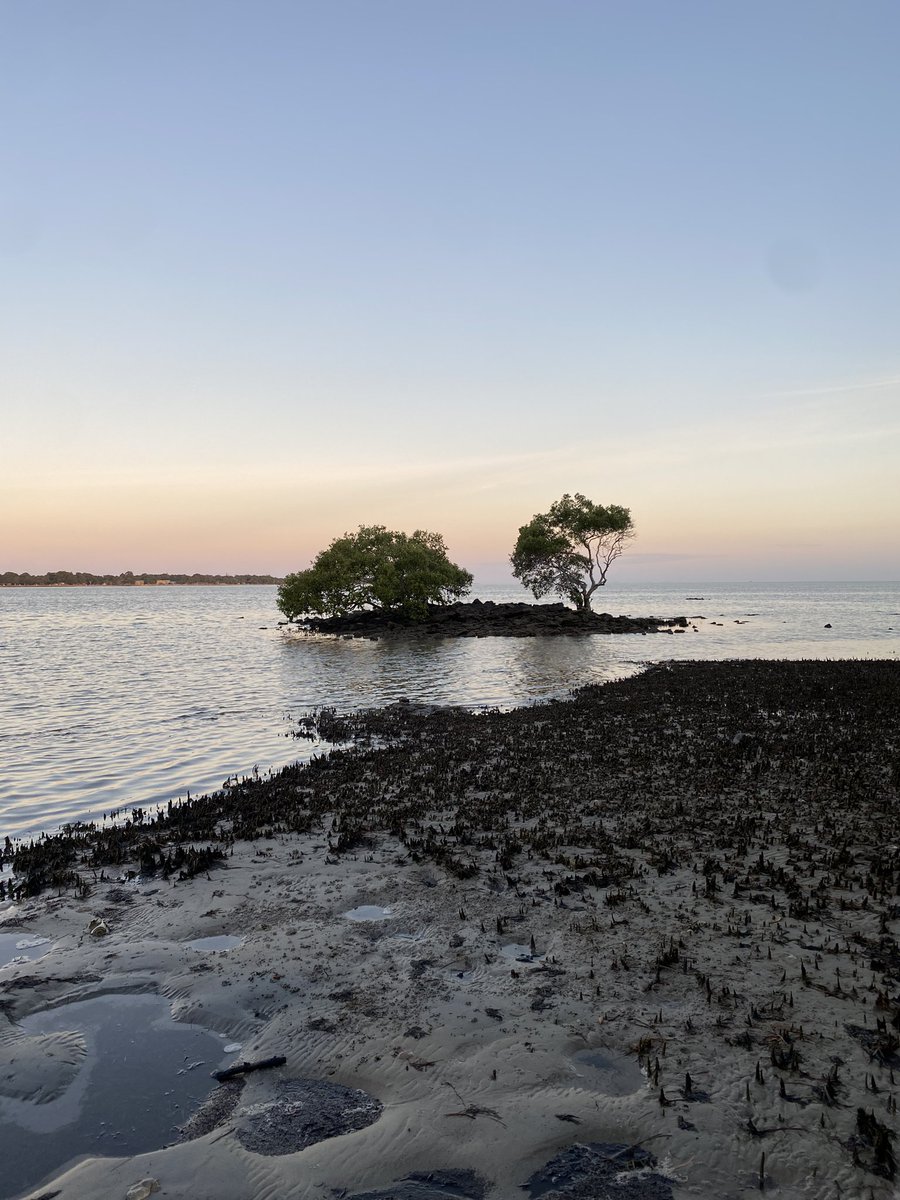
177 1077 245 1141
523 1143 674 1200
339 1168 488 1199
236 1077 382 1155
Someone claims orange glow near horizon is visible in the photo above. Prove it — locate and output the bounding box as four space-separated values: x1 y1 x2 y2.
3 372 898 580
4 427 898 581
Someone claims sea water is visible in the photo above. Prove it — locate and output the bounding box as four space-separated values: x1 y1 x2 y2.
0 581 897 839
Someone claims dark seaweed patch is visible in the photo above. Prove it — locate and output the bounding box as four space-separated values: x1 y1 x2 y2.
523 1142 673 1199
236 1078 382 1155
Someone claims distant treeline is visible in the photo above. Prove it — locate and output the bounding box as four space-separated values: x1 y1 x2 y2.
1 571 282 587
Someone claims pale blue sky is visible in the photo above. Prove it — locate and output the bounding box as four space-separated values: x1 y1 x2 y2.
2 1 898 580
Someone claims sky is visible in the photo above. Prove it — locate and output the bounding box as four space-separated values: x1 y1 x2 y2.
2 0 898 583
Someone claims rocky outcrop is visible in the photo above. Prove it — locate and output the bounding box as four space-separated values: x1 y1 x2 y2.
292 600 689 639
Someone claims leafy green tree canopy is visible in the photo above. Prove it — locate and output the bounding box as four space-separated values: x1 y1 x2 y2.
277 525 473 620
510 493 635 611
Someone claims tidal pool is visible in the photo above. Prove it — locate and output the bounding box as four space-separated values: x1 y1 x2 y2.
500 942 543 961
344 905 393 922
186 934 242 952
570 1048 646 1096
0 992 229 1200
0 933 51 969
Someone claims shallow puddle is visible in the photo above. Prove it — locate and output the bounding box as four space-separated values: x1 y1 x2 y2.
344 905 393 922
570 1048 646 1096
500 942 543 961
187 934 242 952
0 993 229 1200
0 932 51 969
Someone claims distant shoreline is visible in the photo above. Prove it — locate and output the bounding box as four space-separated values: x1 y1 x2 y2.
1 575 281 587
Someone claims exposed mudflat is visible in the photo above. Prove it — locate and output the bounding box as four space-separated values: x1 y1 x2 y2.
2 660 899 1199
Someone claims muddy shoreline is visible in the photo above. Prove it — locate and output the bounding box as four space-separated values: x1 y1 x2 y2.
2 659 899 1199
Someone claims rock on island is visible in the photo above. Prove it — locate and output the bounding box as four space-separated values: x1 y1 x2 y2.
291 598 689 638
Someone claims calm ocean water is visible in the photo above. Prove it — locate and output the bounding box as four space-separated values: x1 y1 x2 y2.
1 581 897 839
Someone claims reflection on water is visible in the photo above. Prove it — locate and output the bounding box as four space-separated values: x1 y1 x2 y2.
344 905 394 922
186 935 242 952
570 1047 646 1096
278 625 637 710
0 933 52 969
0 582 897 839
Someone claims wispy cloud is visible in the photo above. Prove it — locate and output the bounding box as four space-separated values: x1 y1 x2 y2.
760 374 900 400
628 552 727 561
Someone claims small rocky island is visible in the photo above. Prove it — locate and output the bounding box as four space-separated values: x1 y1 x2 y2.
288 599 689 639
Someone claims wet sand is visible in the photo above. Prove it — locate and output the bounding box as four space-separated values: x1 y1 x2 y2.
1 659 898 1199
